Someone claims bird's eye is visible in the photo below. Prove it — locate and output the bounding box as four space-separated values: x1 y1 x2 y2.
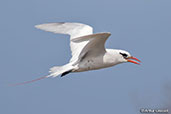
119 52 128 58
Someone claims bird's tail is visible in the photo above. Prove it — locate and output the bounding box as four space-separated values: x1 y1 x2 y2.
9 64 74 86
48 63 74 78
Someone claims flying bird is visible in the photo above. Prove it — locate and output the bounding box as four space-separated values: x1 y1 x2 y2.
12 22 141 85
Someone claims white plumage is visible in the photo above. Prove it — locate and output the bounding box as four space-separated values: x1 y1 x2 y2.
12 22 141 86
35 23 93 63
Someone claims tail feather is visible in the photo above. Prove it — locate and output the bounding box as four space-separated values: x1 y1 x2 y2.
9 75 51 86
9 64 74 86
49 64 74 77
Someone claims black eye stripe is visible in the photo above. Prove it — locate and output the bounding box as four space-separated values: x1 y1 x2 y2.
119 52 128 58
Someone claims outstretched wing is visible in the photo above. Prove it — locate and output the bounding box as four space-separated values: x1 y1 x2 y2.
35 22 93 62
72 32 111 63
35 22 93 39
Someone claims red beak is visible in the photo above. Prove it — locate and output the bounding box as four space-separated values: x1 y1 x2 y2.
126 56 141 65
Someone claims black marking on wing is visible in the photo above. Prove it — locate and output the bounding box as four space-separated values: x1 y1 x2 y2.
61 70 72 77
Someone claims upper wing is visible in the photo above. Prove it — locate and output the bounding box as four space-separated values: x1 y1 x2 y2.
71 32 111 63
35 22 93 39
35 22 93 62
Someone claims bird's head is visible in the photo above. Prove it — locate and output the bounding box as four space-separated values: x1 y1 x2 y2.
116 50 141 65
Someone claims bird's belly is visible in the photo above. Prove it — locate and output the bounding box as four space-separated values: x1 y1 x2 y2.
75 59 114 72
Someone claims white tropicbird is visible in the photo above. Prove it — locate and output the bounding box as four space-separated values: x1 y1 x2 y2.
12 22 141 86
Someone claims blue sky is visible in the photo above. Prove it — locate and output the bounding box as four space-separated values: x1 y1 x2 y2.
0 0 171 114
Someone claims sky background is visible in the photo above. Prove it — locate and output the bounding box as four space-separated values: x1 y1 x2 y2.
0 0 171 114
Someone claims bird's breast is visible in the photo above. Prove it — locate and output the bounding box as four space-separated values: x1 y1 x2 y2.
74 56 114 72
